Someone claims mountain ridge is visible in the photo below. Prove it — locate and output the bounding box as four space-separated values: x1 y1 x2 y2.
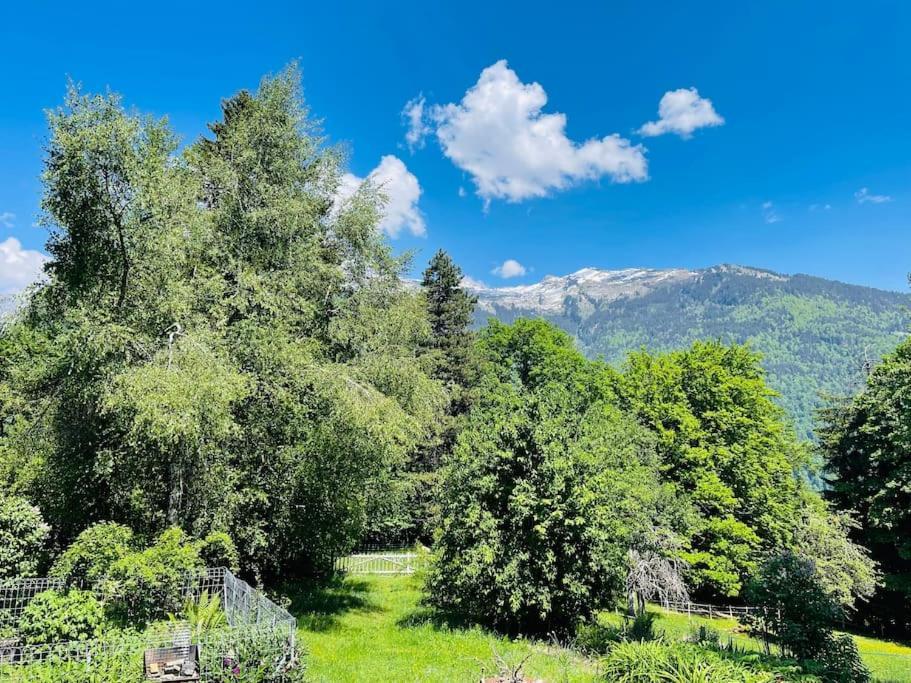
466 264 910 438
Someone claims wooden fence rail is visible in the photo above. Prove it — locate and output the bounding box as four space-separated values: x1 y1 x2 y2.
662 600 764 620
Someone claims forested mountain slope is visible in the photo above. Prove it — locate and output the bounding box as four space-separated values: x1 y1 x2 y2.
469 265 909 438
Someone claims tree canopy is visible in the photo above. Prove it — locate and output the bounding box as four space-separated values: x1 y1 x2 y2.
0 66 445 578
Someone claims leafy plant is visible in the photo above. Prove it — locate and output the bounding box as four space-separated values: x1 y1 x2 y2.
16 589 108 645
601 641 777 683
0 495 49 579
101 527 203 626
170 590 228 637
49 521 135 586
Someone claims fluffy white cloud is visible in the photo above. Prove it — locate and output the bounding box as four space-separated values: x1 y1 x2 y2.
638 88 724 138
337 155 425 238
855 187 892 204
492 258 527 278
762 201 781 224
0 237 47 294
0 212 14 229
402 95 431 152
423 60 647 204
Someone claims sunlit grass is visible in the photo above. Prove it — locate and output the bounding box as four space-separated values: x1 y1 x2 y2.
283 575 911 683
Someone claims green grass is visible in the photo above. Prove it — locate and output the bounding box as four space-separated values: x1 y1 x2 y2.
284 574 911 683
284 574 600 682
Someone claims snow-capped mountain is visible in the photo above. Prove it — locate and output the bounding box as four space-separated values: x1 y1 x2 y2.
466 265 785 318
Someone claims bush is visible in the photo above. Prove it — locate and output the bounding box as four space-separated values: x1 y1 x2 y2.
601 641 776 683
0 495 50 579
102 527 203 626
744 552 870 682
744 552 840 660
50 521 135 585
16 589 108 644
199 531 240 572
805 633 870 683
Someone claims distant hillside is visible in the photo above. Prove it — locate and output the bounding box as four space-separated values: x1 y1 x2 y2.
468 265 910 438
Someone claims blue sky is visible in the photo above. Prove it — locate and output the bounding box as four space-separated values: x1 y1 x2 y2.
1 1 909 291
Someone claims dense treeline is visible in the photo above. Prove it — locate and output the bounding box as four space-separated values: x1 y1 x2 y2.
0 66 906 671
0 66 446 579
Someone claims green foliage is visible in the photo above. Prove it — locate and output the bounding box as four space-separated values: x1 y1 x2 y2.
421 249 479 397
50 521 135 585
744 552 870 680
428 320 682 634
791 496 878 611
0 64 444 578
745 552 841 660
819 335 911 637
169 590 227 637
0 494 49 578
601 641 777 683
199 531 240 572
16 589 107 644
618 341 810 598
102 527 203 626
366 249 482 546
479 267 910 440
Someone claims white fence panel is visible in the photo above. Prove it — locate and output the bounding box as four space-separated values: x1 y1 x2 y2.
334 552 422 575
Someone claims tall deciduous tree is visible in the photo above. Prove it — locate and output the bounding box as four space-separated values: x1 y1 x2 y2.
0 66 444 578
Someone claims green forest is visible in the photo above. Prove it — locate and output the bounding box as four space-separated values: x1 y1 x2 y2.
0 67 909 682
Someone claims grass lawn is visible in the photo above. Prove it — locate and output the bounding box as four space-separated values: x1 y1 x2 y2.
284 574 911 683
284 574 600 682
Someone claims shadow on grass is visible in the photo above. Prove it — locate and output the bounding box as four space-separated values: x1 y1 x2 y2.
396 603 479 632
280 574 384 633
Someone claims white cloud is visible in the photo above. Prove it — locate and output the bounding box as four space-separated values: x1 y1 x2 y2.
337 155 425 238
402 95 431 152
492 258 527 278
425 60 647 204
762 201 781 224
809 203 832 211
855 187 892 204
0 212 14 229
638 87 724 138
0 237 47 294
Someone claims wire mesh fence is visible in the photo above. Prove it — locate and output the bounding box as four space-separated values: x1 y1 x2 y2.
0 567 298 681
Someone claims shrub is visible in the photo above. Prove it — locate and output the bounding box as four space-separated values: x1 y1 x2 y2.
16 589 108 644
50 521 135 586
744 552 840 660
805 633 870 683
102 527 203 626
601 641 776 683
744 552 870 682
199 531 240 572
170 590 227 637
0 495 50 579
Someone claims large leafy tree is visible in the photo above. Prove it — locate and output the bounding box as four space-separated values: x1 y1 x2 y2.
0 66 444 578
618 342 811 597
819 336 911 636
428 320 685 634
